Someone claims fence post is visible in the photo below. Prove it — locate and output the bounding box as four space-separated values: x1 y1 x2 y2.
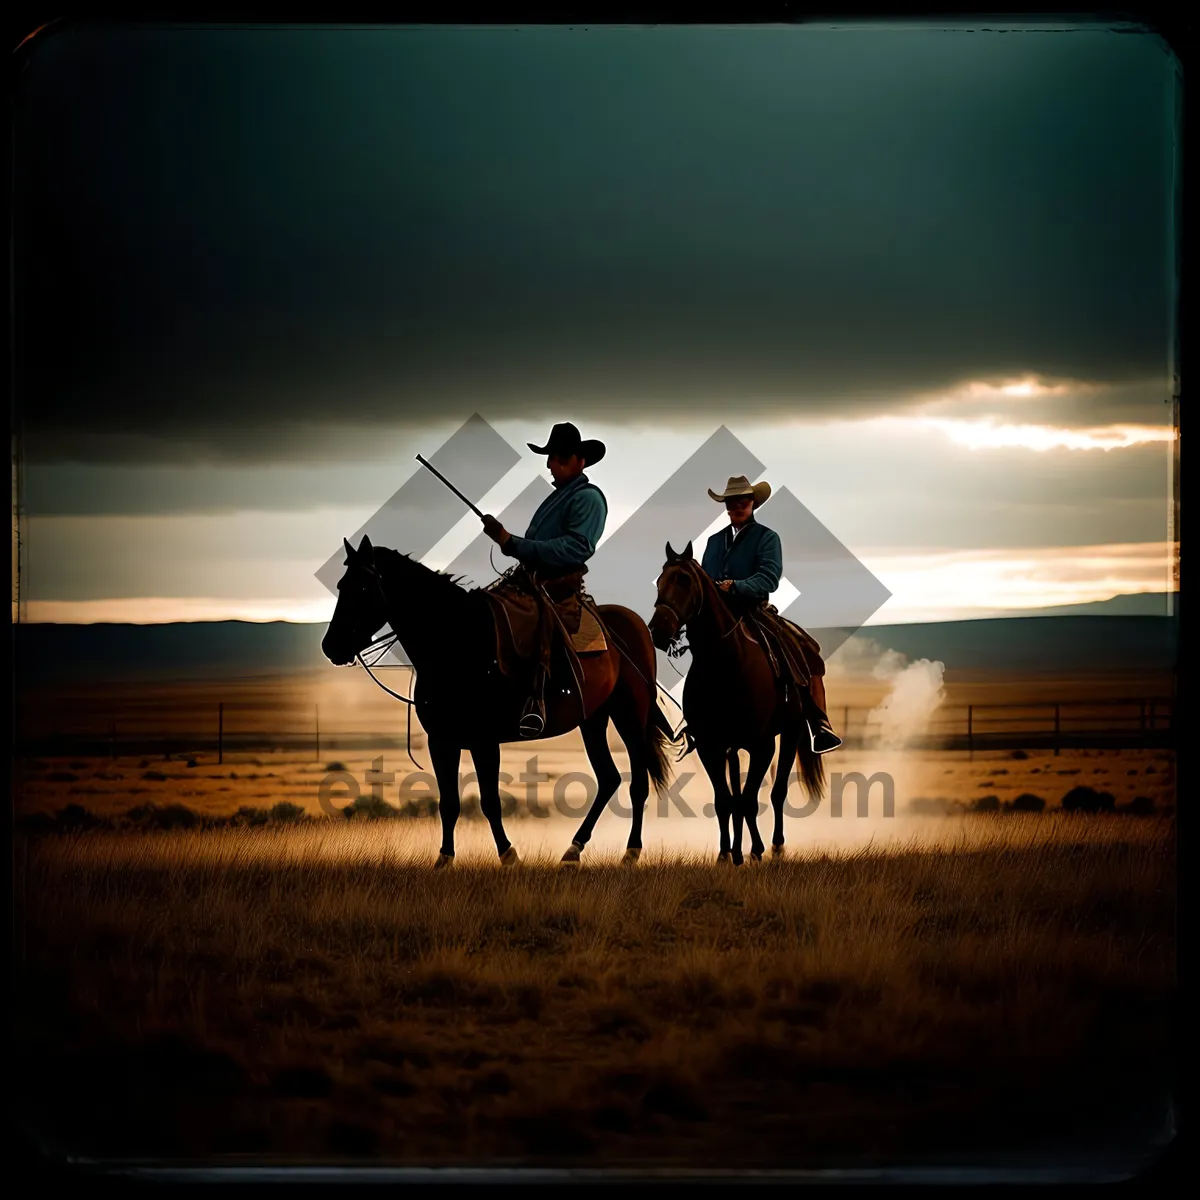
1054 703 1060 756
967 705 973 758
218 702 224 765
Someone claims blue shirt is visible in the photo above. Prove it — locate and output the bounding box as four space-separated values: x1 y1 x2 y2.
700 517 782 602
502 472 608 575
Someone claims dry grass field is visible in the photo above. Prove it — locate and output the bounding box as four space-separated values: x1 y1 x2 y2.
14 809 1175 1171
11 664 1177 1174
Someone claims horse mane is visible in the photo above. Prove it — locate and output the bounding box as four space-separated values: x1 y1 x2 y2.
375 546 465 585
675 554 723 606
373 546 486 608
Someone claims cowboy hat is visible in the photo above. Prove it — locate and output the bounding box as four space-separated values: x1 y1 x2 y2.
708 474 772 507
527 421 606 465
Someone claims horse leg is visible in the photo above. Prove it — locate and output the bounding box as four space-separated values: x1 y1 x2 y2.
610 696 652 864
728 748 745 866
740 738 774 862
562 709 623 865
770 727 800 855
468 740 517 864
429 734 462 867
697 742 734 865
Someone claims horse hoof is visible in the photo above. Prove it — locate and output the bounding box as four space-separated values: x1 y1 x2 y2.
770 843 786 858
749 851 763 864
433 853 454 870
561 842 583 864
499 846 521 868
717 852 732 866
621 847 642 867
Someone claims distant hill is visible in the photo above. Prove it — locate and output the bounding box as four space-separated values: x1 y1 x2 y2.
12 612 1179 687
826 614 1177 678
13 620 330 685
992 592 1175 618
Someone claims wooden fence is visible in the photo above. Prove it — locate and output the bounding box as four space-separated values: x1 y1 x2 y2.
14 695 1176 760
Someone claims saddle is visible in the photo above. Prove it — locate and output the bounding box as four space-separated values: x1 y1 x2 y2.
481 567 609 685
742 602 826 687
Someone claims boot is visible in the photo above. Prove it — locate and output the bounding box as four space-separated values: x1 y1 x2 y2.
519 668 547 738
801 686 842 754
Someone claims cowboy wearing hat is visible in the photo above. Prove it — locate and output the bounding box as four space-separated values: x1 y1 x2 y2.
701 475 842 754
481 422 608 736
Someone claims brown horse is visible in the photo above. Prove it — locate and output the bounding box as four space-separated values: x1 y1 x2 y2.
648 542 825 864
322 535 675 867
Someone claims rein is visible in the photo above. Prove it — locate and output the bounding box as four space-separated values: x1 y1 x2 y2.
351 561 426 771
653 561 747 758
657 561 746 654
349 553 687 759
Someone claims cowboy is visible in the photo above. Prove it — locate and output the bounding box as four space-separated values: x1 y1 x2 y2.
480 422 608 736
701 475 842 754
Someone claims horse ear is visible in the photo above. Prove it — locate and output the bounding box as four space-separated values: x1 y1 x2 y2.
358 533 374 561
343 537 355 561
683 541 694 560
665 541 676 561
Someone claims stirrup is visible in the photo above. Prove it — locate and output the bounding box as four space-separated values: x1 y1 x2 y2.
519 703 546 738
807 719 843 755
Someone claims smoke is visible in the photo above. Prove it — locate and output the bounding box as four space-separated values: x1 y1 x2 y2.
867 656 947 751
830 635 947 751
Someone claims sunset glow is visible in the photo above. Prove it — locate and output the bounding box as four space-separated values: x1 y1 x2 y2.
859 541 1177 623
16 541 1176 627
919 417 1175 452
922 374 1088 405
19 597 337 625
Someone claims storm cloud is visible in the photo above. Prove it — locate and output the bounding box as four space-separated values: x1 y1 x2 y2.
14 23 1178 463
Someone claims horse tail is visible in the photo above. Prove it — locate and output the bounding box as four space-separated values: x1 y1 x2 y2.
645 702 676 799
796 734 826 803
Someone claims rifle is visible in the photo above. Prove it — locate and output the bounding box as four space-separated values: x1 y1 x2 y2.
414 454 485 518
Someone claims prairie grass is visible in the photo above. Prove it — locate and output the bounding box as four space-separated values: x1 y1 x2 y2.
13 816 1175 1170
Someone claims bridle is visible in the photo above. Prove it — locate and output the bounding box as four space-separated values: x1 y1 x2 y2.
340 550 692 762
654 559 745 650
339 555 426 769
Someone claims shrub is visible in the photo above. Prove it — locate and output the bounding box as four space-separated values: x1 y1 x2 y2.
1011 793 1046 813
233 806 269 827
907 797 959 816
17 812 57 836
970 794 1001 813
343 794 401 820
125 803 200 830
270 801 306 823
55 803 108 830
1010 749 1029 760
1121 796 1157 816
1061 786 1116 813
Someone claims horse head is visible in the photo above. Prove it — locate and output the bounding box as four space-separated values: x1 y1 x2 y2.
321 534 390 666
648 540 702 652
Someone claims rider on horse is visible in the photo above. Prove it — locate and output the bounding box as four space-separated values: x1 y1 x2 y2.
701 474 843 755
480 422 608 737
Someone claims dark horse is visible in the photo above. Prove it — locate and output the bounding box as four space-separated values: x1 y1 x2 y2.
322 535 675 867
647 542 825 864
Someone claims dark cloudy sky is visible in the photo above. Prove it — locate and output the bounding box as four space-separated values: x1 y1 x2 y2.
12 21 1179 624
